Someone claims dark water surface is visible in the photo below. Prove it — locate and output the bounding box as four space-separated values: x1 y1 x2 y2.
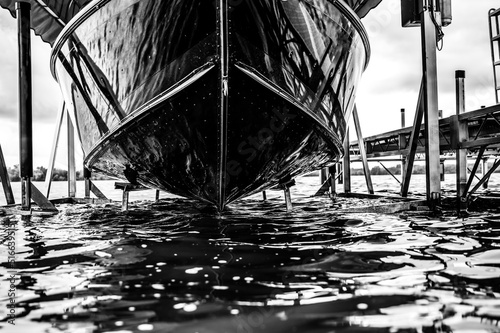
1 180 500 332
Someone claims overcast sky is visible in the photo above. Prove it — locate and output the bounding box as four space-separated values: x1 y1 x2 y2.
0 0 498 169
356 0 497 135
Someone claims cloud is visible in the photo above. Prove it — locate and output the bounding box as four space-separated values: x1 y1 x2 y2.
0 9 61 124
355 0 498 136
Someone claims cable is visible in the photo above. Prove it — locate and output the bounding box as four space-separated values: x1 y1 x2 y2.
428 0 445 50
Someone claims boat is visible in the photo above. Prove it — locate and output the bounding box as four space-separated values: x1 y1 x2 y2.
3 0 377 210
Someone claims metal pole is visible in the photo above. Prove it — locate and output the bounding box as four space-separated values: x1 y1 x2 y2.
320 168 328 184
489 9 500 104
421 0 441 208
337 162 343 185
67 113 76 198
455 70 467 211
0 145 15 204
122 188 129 211
343 128 351 193
328 165 336 195
84 167 91 198
352 106 374 194
401 80 424 197
45 103 65 198
17 1 32 211
482 158 489 189
284 187 292 212
400 108 407 185
468 158 500 199
440 160 445 181
463 145 486 198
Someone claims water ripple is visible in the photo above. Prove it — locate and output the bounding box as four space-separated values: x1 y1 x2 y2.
0 185 499 332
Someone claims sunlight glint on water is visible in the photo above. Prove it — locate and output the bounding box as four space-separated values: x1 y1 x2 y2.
0 175 499 332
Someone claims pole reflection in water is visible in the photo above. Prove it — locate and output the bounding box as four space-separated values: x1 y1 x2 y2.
0 182 500 332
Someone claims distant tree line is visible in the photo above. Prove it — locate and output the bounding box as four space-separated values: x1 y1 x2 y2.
350 162 500 176
6 165 112 181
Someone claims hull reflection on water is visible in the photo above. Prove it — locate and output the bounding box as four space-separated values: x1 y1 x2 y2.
51 0 369 209
3 187 500 332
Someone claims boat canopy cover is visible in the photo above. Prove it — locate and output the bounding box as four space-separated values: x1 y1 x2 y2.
0 0 91 45
346 0 383 18
0 0 382 45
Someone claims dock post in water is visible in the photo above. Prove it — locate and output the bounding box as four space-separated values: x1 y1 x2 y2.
400 108 407 184
84 167 91 198
343 128 351 193
280 178 295 212
17 1 32 211
454 70 468 212
337 162 343 185
122 188 130 211
328 165 336 196
284 187 292 212
420 0 441 209
320 168 328 184
67 112 76 198
83 167 107 200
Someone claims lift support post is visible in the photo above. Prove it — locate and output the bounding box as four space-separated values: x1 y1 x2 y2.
420 0 441 209
17 1 32 210
17 1 56 212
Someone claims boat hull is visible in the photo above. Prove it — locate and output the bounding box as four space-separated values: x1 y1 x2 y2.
51 0 369 208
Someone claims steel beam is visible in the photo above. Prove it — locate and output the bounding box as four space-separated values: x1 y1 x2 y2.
352 106 374 194
463 145 486 198
482 158 490 189
0 145 15 204
314 169 337 197
468 158 500 199
421 0 441 207
31 182 57 212
461 137 500 148
89 181 107 200
401 80 424 197
45 103 65 198
379 162 401 184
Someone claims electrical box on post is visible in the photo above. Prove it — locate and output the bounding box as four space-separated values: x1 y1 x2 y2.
401 0 421 27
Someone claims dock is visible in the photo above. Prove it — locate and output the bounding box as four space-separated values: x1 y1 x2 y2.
318 5 500 214
322 71 500 213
